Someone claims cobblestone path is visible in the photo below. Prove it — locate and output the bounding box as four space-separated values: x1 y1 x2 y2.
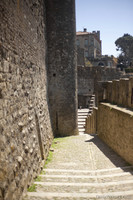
23 134 133 200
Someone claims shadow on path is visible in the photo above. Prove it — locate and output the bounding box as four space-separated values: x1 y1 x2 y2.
85 134 133 174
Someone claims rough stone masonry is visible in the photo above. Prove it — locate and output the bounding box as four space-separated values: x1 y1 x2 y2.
0 0 77 199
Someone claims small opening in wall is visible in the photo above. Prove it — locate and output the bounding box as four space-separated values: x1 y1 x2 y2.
56 112 58 130
103 89 106 100
53 73 56 77
131 88 133 104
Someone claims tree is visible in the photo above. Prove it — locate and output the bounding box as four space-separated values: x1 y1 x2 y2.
115 34 133 67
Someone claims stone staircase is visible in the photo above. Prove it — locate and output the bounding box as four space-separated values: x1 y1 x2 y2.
23 132 133 200
78 109 89 135
78 95 95 135
24 166 133 200
88 94 95 114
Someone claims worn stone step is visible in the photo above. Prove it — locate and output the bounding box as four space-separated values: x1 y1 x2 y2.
40 172 133 179
24 190 133 200
27 180 133 194
35 179 133 187
39 172 133 183
43 166 133 175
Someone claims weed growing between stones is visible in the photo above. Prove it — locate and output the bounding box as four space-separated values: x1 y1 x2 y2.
27 184 37 192
34 176 42 182
43 137 68 168
44 150 53 168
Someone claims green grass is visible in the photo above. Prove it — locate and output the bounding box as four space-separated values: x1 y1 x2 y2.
27 184 37 192
44 150 53 168
43 136 68 168
28 136 69 192
40 170 46 175
34 176 42 182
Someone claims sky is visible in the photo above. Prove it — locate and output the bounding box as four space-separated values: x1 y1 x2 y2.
75 0 133 57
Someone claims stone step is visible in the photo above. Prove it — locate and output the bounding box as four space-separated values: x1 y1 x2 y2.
25 190 133 200
43 166 133 175
39 172 133 183
78 121 85 125
78 114 88 117
79 131 85 135
35 179 133 188
26 182 133 198
78 128 85 132
78 116 88 119
78 125 85 128
78 109 89 111
78 126 85 130
78 113 88 115
78 119 86 122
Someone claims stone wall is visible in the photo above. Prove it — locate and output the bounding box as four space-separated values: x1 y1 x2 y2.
85 78 133 166
0 1 53 199
98 78 133 109
0 0 78 199
78 66 125 107
85 107 98 134
97 103 133 166
46 0 78 137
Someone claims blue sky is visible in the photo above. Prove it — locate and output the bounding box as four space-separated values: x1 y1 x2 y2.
76 0 133 57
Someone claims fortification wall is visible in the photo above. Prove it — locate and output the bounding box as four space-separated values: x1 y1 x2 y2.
0 0 78 199
0 1 53 199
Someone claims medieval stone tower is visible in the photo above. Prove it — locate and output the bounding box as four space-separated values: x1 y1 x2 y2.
46 0 78 137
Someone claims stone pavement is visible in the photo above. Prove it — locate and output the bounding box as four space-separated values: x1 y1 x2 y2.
23 134 133 200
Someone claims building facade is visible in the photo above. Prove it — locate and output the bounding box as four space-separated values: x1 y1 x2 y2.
76 28 102 59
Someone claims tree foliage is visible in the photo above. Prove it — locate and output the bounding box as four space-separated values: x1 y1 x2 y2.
115 34 133 67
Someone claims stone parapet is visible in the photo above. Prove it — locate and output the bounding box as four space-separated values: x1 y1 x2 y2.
98 78 133 109
97 103 133 166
